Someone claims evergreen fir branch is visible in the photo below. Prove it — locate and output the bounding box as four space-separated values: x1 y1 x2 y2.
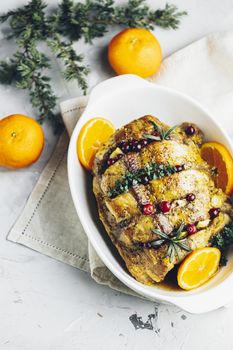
0 60 19 84
52 0 187 43
0 0 187 129
147 3 187 30
0 0 61 129
114 0 187 30
0 0 47 41
47 34 90 94
50 0 115 43
15 44 59 129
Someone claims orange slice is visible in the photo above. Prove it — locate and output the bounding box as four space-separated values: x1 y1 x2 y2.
201 142 233 195
77 117 115 170
177 247 221 290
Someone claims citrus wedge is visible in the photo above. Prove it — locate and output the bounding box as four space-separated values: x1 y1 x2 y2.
77 117 115 170
201 142 233 195
177 247 221 290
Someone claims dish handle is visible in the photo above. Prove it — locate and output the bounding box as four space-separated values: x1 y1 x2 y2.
164 280 233 314
88 74 151 106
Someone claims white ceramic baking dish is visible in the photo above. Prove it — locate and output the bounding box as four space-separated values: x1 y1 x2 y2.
68 74 233 314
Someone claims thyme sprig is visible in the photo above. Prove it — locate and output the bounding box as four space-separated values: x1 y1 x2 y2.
211 220 233 266
108 162 177 198
143 120 178 141
0 0 187 129
150 223 192 262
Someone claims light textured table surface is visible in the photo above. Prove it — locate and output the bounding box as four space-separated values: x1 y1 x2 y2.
1 1 233 349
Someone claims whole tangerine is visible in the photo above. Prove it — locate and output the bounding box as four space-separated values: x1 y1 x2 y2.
108 28 162 78
0 114 44 169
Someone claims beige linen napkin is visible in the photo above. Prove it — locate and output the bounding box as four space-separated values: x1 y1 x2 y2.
8 31 233 296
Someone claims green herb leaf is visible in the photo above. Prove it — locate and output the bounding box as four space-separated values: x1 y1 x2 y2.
210 220 233 265
163 125 178 139
143 134 161 141
148 120 162 133
108 162 178 198
176 222 186 237
152 228 169 240
175 240 191 252
148 120 177 140
150 239 166 247
148 223 192 262
171 242 180 261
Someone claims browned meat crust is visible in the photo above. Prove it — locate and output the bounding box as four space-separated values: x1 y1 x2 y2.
92 116 232 284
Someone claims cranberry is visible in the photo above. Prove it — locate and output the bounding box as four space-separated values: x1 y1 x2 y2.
140 139 148 147
136 143 142 152
186 223 197 235
153 132 161 138
140 175 150 185
144 242 152 249
186 193 195 202
175 165 184 172
107 153 123 166
117 154 123 160
185 125 195 136
120 142 130 153
130 140 139 151
159 201 171 214
209 208 220 219
120 141 127 148
107 158 116 166
143 203 154 215
129 140 136 145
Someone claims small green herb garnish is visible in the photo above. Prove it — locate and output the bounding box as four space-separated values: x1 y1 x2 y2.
143 134 161 141
150 223 192 262
143 120 177 141
108 162 178 198
211 220 233 266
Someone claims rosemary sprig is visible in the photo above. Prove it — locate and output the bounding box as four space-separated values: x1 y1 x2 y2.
143 134 161 141
0 0 187 129
143 120 178 141
150 223 191 262
108 162 178 198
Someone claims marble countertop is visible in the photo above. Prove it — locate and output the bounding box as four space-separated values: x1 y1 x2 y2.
1 0 233 349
